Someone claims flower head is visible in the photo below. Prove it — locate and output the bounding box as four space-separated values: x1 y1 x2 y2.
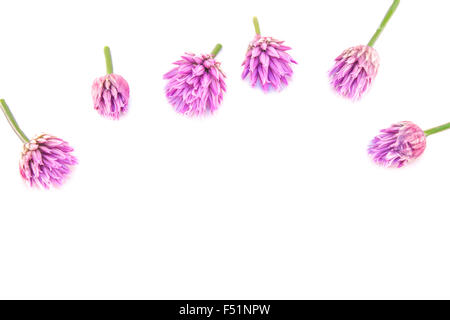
19 134 77 188
329 45 380 100
368 121 426 168
163 50 226 116
92 73 130 119
242 18 296 92
92 46 129 120
1 99 77 189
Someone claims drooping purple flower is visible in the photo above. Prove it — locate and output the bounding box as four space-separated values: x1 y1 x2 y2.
368 121 426 168
329 0 401 100
92 46 130 120
329 45 380 100
0 99 77 189
92 73 130 120
163 44 226 116
19 134 77 188
242 17 296 92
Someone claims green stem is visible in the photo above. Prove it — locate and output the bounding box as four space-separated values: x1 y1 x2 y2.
367 0 400 47
424 122 450 137
104 46 113 74
0 99 29 143
211 43 223 57
253 16 261 35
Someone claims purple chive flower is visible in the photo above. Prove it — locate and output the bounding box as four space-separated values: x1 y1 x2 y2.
368 121 426 168
329 0 400 100
163 44 226 116
0 99 77 188
20 134 77 188
242 17 297 92
368 120 450 168
92 74 129 120
92 46 130 120
329 45 379 100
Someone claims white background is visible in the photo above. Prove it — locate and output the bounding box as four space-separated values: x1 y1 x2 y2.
0 0 449 299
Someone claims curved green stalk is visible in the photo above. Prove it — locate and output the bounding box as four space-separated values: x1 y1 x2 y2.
0 99 29 143
104 46 114 74
368 0 400 47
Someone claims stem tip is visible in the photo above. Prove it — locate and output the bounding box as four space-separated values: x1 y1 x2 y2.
104 46 114 74
253 16 261 35
211 43 223 57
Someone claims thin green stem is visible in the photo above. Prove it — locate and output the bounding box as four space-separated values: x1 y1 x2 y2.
0 99 29 143
424 122 450 137
253 16 261 35
104 46 113 74
211 43 223 57
367 0 400 47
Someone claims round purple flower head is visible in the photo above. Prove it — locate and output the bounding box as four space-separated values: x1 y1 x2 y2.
163 44 226 116
20 134 77 188
329 0 400 100
329 45 379 100
92 46 130 120
0 99 77 188
368 120 450 168
368 121 426 168
242 17 297 92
